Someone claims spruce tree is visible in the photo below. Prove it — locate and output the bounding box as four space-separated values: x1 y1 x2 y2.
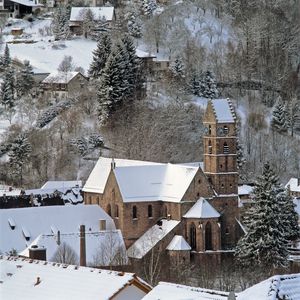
8 133 32 185
169 56 185 78
271 101 288 133
97 45 128 123
52 5 70 40
235 163 289 274
127 13 142 38
199 70 219 98
16 60 34 98
142 0 157 16
1 67 15 110
88 33 112 78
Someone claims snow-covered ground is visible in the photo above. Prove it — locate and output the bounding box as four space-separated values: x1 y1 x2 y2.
3 18 97 74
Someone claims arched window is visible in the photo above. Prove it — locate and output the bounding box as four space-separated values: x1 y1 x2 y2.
205 222 213 251
190 223 197 250
96 196 100 205
115 204 119 218
148 205 153 218
208 125 211 135
163 205 168 217
208 140 212 154
223 126 229 135
107 204 111 216
223 142 229 154
132 205 137 219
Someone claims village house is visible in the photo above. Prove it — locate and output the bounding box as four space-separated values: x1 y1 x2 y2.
0 256 151 300
69 6 115 35
3 0 43 18
83 99 243 265
41 71 88 99
142 273 300 300
0 205 123 261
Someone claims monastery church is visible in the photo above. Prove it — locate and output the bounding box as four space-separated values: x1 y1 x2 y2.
83 99 242 261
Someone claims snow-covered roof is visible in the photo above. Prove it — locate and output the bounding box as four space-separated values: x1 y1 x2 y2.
0 256 150 300
19 230 126 266
210 99 236 123
136 49 156 58
114 164 199 203
286 178 300 192
293 198 300 216
166 235 191 251
183 198 220 219
83 157 163 194
142 281 229 300
41 180 82 190
238 184 254 196
238 273 300 300
0 205 115 254
10 0 43 7
70 7 114 22
42 71 80 84
127 220 180 259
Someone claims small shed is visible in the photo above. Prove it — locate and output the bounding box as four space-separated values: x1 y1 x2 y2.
11 27 23 36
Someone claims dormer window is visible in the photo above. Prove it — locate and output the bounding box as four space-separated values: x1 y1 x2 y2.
22 227 30 241
223 143 229 154
8 218 16 230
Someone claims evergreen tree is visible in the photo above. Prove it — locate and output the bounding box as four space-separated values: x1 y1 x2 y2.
127 13 142 38
3 44 11 67
142 0 157 16
82 8 95 38
271 100 288 132
52 5 70 40
199 70 219 98
88 33 112 78
16 60 34 98
235 163 289 274
8 133 32 185
1 67 15 110
188 69 201 96
169 56 185 78
97 45 128 123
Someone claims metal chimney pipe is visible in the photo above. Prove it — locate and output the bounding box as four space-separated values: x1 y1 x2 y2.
79 225 86 267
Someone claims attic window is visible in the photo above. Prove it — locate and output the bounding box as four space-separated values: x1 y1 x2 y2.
8 218 16 230
22 227 31 241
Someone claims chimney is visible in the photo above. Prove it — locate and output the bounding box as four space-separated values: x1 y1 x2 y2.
56 230 61 246
79 225 86 267
99 219 106 231
111 158 116 170
29 245 46 261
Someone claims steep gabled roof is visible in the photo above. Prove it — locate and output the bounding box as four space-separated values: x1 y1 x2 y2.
183 198 220 219
210 99 236 123
0 205 115 254
0 256 151 300
142 281 229 300
127 220 180 259
285 178 300 192
166 235 191 251
114 163 199 203
19 230 126 266
42 72 82 84
83 157 163 194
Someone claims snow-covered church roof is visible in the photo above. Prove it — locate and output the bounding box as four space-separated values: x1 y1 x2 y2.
183 198 220 219
0 205 115 254
210 99 236 123
0 256 150 300
83 157 202 203
166 235 191 251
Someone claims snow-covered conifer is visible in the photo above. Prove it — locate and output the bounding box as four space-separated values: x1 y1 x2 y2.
199 70 219 98
271 100 288 133
8 133 32 185
127 13 142 38
16 60 34 98
88 33 112 78
142 0 157 16
3 44 11 67
169 56 185 78
52 5 70 40
235 163 289 273
1 67 15 110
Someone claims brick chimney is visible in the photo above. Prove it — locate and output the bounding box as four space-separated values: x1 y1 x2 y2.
79 225 86 267
99 219 106 231
29 245 46 261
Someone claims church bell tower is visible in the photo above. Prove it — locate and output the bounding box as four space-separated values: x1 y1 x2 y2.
203 99 239 249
